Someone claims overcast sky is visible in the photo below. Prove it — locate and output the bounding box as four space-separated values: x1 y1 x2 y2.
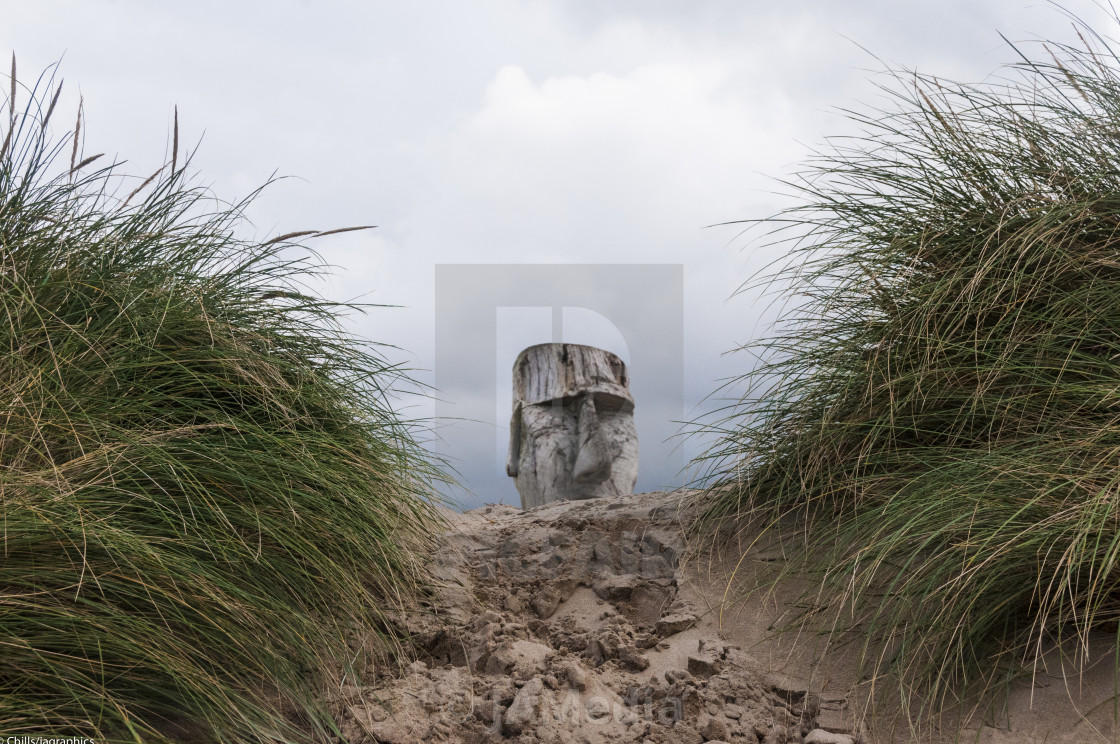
2 1 1113 508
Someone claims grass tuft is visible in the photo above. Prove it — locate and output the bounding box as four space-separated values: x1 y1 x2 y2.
0 61 447 742
691 8 1120 720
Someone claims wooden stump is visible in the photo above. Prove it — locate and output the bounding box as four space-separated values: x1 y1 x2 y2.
507 343 638 509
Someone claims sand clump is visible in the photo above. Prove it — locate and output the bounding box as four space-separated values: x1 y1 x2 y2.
331 492 861 744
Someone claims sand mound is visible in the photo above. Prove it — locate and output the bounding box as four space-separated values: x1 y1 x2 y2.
331 492 860 744
330 492 1120 744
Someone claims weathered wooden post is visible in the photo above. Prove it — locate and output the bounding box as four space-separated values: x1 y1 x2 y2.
506 343 639 509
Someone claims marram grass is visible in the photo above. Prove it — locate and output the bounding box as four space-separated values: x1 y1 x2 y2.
691 11 1120 721
0 62 446 742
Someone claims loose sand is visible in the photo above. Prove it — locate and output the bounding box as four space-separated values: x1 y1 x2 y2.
330 491 1120 743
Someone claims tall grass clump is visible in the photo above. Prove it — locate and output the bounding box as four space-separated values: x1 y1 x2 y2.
692 11 1120 716
0 62 446 742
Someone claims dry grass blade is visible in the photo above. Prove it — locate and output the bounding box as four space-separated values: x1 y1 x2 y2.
171 104 177 174
123 164 165 207
264 226 376 247
41 81 62 131
1 54 13 161
69 95 81 180
264 229 320 245
311 224 377 238
71 153 103 172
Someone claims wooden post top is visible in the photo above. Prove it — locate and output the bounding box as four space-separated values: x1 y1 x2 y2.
512 343 632 410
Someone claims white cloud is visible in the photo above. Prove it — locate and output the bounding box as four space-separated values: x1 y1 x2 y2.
417 60 789 261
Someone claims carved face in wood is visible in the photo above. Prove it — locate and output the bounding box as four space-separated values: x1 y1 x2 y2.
506 344 639 508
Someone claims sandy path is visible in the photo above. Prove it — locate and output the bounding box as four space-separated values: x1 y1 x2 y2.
330 491 1120 744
